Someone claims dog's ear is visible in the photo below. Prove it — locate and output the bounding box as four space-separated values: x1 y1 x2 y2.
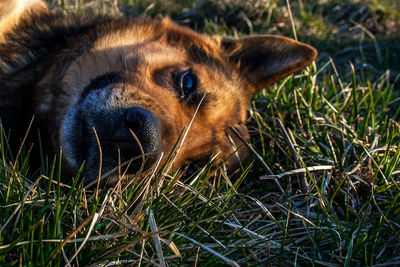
216 35 317 94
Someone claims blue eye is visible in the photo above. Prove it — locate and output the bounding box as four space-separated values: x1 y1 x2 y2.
183 75 193 91
184 163 199 180
179 71 197 98
186 167 195 176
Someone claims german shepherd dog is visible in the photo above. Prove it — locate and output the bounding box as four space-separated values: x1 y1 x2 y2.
0 0 317 185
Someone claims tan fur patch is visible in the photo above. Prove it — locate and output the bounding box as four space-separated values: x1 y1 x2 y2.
0 0 47 42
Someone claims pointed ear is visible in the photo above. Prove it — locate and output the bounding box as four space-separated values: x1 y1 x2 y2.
216 35 317 94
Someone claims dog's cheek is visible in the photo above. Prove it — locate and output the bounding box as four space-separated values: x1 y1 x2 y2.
225 146 250 172
60 106 83 171
60 99 98 173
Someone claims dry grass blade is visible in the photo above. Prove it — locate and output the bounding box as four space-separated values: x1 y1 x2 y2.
229 126 273 174
0 204 21 235
128 128 145 172
159 238 181 257
0 231 131 250
349 19 382 63
260 165 334 180
39 174 72 188
65 189 111 265
171 232 239 267
92 127 102 199
275 118 309 192
64 212 100 266
229 126 284 193
12 116 34 170
47 213 95 261
126 172 153 215
211 220 281 249
285 0 297 41
164 94 206 174
83 152 154 189
189 152 219 187
275 203 317 228
194 246 201 267
246 195 279 224
345 134 379 175
161 193 226 249
0 174 45 234
149 209 166 267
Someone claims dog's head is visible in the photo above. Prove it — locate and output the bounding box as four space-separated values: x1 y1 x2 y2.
38 18 316 184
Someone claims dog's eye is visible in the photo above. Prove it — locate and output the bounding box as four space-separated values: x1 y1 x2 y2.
186 165 196 176
182 162 200 181
178 71 197 98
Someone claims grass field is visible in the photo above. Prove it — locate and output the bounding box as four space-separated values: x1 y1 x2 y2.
1 0 400 266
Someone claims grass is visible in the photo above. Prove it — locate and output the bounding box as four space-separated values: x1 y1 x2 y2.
1 0 400 265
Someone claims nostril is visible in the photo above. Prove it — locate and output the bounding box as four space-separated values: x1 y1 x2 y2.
125 117 141 133
125 109 143 134
119 107 161 154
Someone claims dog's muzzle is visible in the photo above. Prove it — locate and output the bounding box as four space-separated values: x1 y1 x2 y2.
104 107 161 171
62 82 164 183
112 107 161 158
70 105 162 183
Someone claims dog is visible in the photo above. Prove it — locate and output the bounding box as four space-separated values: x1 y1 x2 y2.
0 0 317 185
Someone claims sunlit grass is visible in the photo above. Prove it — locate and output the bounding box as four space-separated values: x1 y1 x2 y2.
1 0 400 265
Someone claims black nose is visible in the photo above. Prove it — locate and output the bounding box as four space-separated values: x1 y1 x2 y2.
124 108 161 154
110 107 161 170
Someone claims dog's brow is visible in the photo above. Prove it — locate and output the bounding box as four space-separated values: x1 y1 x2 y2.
187 46 229 77
152 65 176 89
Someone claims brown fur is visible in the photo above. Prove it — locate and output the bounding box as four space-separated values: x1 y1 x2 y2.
0 0 317 185
0 0 47 42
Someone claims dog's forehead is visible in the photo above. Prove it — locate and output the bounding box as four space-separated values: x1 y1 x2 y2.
65 24 238 92
91 25 226 70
